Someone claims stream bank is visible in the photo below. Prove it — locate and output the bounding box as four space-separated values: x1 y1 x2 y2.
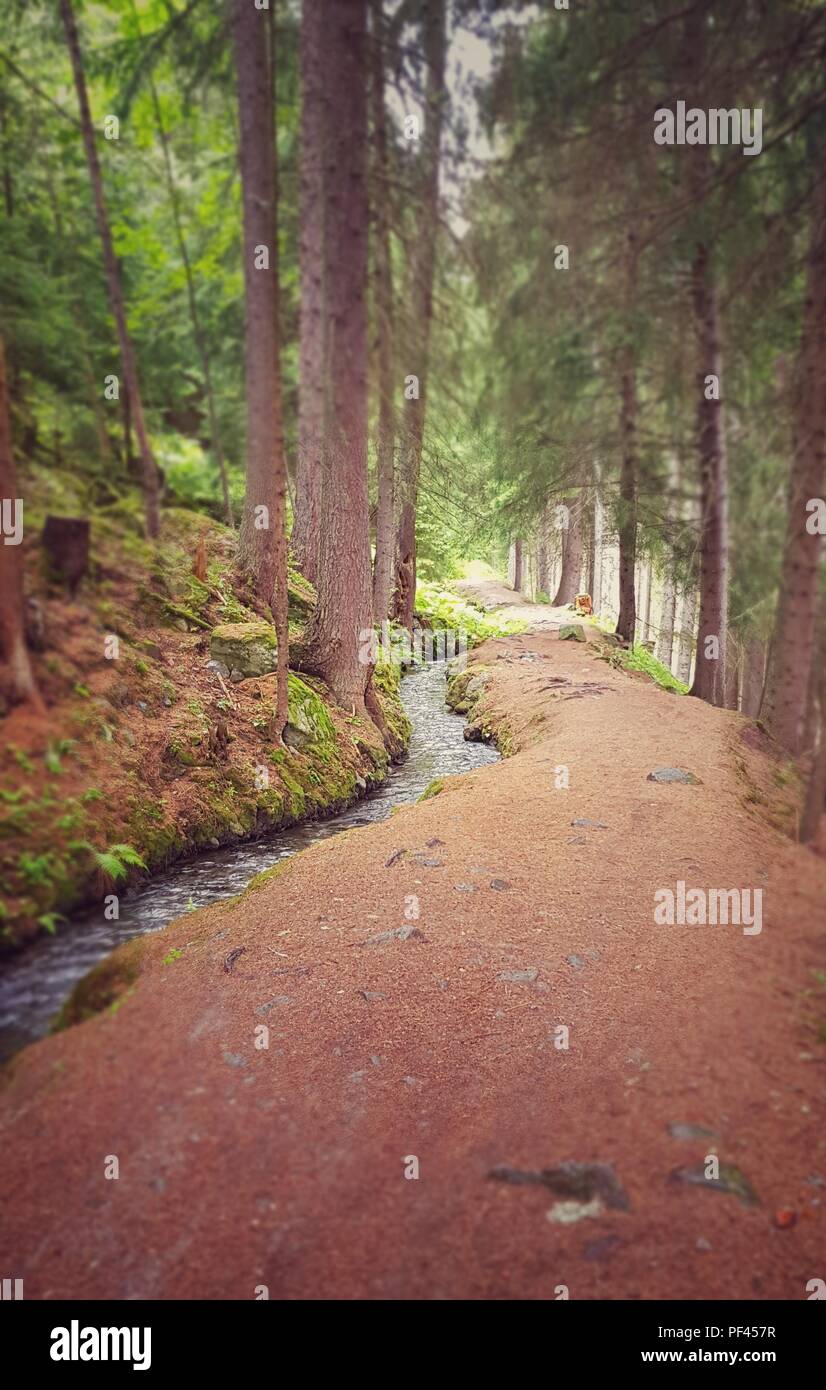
0 659 499 1057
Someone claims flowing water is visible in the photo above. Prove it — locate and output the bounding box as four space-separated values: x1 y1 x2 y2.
0 661 499 1059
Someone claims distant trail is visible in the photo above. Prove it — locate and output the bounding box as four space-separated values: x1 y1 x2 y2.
453 575 568 628
1 588 824 1300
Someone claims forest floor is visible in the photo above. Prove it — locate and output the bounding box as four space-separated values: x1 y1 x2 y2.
1 584 825 1300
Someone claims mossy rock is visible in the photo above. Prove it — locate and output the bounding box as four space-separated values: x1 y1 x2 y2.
283 673 336 750
210 622 278 680
287 570 317 622
559 624 586 642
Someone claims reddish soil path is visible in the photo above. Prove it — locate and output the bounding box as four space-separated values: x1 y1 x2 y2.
1 606 824 1300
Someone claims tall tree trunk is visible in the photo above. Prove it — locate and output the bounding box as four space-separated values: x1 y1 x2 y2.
762 156 826 753
553 492 583 605
302 0 373 713
369 0 396 621
642 558 654 643
0 337 42 711
740 637 766 717
392 0 447 631
59 0 160 539
656 454 679 668
231 0 289 735
676 585 698 685
537 508 549 596
512 537 523 592
616 234 638 642
292 0 325 585
592 463 604 612
801 597 826 843
724 633 740 711
688 242 729 706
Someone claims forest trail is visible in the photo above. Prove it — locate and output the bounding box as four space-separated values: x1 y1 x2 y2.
454 575 569 628
1 596 824 1301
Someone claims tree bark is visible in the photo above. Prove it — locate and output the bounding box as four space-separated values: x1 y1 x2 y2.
553 492 583 605
536 508 550 596
0 337 42 711
740 637 766 717
231 0 289 735
762 154 826 753
616 233 638 641
59 0 160 539
292 0 325 585
676 585 698 685
512 537 523 592
392 0 447 631
801 596 826 843
688 241 729 707
302 0 373 712
369 0 396 622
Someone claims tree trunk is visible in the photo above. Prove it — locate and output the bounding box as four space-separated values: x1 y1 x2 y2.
0 337 42 711
688 241 729 706
639 559 652 643
369 0 396 622
292 0 325 585
553 491 583 605
724 633 740 711
616 234 638 642
59 0 160 539
392 0 447 630
592 464 604 612
762 156 826 753
537 508 549 596
801 597 826 843
302 0 373 712
656 454 678 668
740 637 766 717
231 0 289 736
512 537 523 592
676 585 698 685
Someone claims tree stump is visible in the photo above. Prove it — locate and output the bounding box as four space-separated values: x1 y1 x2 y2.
42 516 90 594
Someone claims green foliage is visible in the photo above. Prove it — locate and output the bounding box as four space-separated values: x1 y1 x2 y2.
416 583 527 646
604 644 689 695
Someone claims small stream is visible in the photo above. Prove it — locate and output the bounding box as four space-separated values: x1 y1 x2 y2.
0 661 499 1059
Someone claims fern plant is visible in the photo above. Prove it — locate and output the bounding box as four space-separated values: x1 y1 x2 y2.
74 841 147 883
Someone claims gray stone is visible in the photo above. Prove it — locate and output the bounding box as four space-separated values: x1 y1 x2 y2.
567 954 586 970
571 818 608 829
647 767 701 785
498 968 538 983
490 879 511 891
365 923 428 945
222 1051 247 1068
668 1122 719 1142
559 624 586 642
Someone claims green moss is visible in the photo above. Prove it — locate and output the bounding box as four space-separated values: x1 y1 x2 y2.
52 936 145 1032
419 778 445 801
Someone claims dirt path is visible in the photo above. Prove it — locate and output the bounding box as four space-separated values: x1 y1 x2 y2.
1 587 825 1300
454 574 569 628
